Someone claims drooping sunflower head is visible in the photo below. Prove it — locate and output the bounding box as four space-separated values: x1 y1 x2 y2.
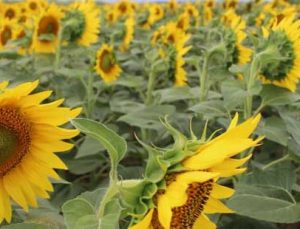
95 44 122 83
63 2 100 46
120 16 135 52
128 114 262 229
0 81 81 224
151 25 165 46
174 34 191 86
222 11 252 66
31 4 64 53
260 17 300 92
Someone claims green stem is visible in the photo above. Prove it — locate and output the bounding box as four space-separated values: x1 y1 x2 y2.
262 154 290 170
199 53 209 102
145 71 156 105
244 54 260 118
86 72 95 118
54 27 63 70
97 181 119 218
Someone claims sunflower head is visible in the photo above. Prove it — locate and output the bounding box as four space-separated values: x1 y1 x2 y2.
95 44 122 83
126 114 262 229
222 12 252 66
0 20 18 49
26 0 47 15
0 81 81 223
3 4 20 21
32 4 64 53
259 17 300 91
63 2 100 46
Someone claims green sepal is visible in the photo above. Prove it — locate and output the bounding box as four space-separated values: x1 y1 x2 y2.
118 179 147 212
160 116 187 150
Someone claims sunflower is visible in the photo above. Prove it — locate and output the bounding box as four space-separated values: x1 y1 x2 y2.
175 34 191 86
3 4 20 21
148 4 164 25
163 22 186 45
168 0 178 12
95 44 122 83
223 11 252 66
0 19 18 50
222 0 238 10
184 3 199 19
106 9 118 25
176 13 190 32
26 0 47 15
115 0 134 18
64 1 100 46
260 17 300 92
120 16 135 52
204 0 215 9
31 4 64 53
0 81 81 223
151 25 165 46
130 114 262 228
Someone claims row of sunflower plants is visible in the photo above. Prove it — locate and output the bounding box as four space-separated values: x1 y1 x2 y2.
0 0 300 228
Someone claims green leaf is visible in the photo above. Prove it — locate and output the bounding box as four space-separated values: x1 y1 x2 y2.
260 85 300 106
280 113 300 146
154 86 198 103
62 198 99 229
118 105 176 130
2 223 51 229
227 188 300 223
76 136 104 158
189 100 228 119
228 164 299 223
110 100 145 114
255 116 288 146
72 118 127 180
99 198 123 229
113 76 145 88
221 80 247 110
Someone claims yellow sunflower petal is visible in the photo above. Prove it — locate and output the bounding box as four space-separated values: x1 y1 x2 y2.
130 209 154 229
193 214 216 229
204 197 234 214
158 171 219 229
210 183 235 199
0 180 12 223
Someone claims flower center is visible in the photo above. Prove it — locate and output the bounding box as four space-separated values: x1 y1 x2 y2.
261 31 295 81
1 26 12 46
0 107 31 176
37 16 59 42
119 3 127 14
99 50 115 73
170 180 213 228
29 2 38 10
5 9 15 20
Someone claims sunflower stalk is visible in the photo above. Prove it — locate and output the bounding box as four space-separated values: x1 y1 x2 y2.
54 28 64 71
244 46 280 118
199 43 226 102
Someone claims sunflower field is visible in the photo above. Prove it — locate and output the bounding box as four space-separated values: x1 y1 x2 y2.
1 0 300 228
